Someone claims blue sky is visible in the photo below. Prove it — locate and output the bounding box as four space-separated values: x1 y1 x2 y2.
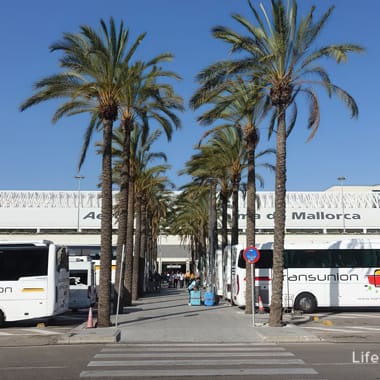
1 0 378 192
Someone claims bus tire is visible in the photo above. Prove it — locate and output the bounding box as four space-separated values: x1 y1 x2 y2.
294 292 317 313
0 310 5 327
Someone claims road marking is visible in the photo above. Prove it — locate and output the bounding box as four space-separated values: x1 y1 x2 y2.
304 326 380 333
348 326 380 331
3 366 67 370
89 358 305 366
96 351 294 358
82 343 318 378
19 328 62 335
110 342 278 347
102 345 286 352
314 313 380 319
81 368 318 377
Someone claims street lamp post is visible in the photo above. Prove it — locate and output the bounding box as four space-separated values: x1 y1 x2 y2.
75 175 84 232
337 176 346 233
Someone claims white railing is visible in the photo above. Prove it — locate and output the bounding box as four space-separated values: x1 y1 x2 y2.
0 191 116 208
0 190 379 209
238 191 380 209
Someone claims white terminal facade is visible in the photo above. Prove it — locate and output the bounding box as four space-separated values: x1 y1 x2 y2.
1 185 380 272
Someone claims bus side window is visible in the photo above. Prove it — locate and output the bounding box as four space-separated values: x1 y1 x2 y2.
256 250 272 269
360 251 374 267
319 252 331 268
237 250 246 269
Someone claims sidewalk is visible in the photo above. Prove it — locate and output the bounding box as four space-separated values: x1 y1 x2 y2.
58 287 321 345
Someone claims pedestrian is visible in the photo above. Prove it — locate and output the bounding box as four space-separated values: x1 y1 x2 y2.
184 271 191 287
179 272 185 288
188 275 201 305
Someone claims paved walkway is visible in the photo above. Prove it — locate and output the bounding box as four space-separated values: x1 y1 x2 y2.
60 287 320 344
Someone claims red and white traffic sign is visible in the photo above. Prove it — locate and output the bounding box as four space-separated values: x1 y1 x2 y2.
243 245 261 264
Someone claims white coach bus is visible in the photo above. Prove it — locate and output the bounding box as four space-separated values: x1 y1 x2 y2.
0 241 69 326
222 244 246 307
225 239 380 312
69 256 97 311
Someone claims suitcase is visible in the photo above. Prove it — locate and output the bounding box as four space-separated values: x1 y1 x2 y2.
190 290 201 306
204 292 215 306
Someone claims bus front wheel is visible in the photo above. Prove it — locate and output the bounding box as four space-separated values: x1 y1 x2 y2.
294 293 317 313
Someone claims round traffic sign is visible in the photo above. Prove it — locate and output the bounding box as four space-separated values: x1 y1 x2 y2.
243 246 260 264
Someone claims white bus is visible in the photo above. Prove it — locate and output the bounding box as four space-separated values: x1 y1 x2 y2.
214 249 224 298
226 239 380 312
0 240 69 326
69 256 97 311
222 244 246 307
93 259 117 288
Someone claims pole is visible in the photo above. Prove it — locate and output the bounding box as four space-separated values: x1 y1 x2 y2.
230 246 233 307
251 263 255 327
75 175 84 232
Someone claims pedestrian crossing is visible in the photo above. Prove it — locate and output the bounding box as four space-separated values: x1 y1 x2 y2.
80 343 319 378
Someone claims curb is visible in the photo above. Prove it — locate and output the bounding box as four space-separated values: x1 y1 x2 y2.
57 320 121 345
254 325 323 343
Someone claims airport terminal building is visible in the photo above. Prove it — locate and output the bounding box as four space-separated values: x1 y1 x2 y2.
1 185 380 271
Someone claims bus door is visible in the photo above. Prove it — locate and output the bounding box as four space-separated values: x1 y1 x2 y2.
255 249 272 308
282 266 292 309
255 267 270 307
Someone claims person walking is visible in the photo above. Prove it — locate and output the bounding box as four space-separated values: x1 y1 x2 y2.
188 275 201 305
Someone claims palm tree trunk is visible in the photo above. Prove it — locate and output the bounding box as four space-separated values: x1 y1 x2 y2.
132 192 142 300
231 175 240 246
124 168 135 305
209 180 217 288
114 122 129 313
245 125 257 315
98 119 113 327
139 199 147 295
220 189 228 252
268 108 286 327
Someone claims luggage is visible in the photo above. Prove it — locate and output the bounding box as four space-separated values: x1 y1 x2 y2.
204 292 215 306
190 290 201 306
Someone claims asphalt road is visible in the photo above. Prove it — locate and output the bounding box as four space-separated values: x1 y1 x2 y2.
0 309 89 347
300 309 380 343
1 308 380 346
1 341 380 379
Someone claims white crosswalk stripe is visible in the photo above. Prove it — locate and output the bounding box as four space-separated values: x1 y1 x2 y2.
80 343 318 378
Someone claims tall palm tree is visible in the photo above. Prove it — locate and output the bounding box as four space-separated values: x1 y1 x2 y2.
204 127 245 248
137 173 173 295
19 18 140 327
191 78 273 313
170 184 210 274
115 59 183 307
192 0 364 325
129 128 172 299
145 184 173 280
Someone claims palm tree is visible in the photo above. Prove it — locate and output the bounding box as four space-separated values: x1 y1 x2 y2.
115 59 183 307
192 0 364 325
191 78 273 313
19 18 140 327
145 184 173 281
204 128 245 248
170 186 210 274
129 128 173 299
